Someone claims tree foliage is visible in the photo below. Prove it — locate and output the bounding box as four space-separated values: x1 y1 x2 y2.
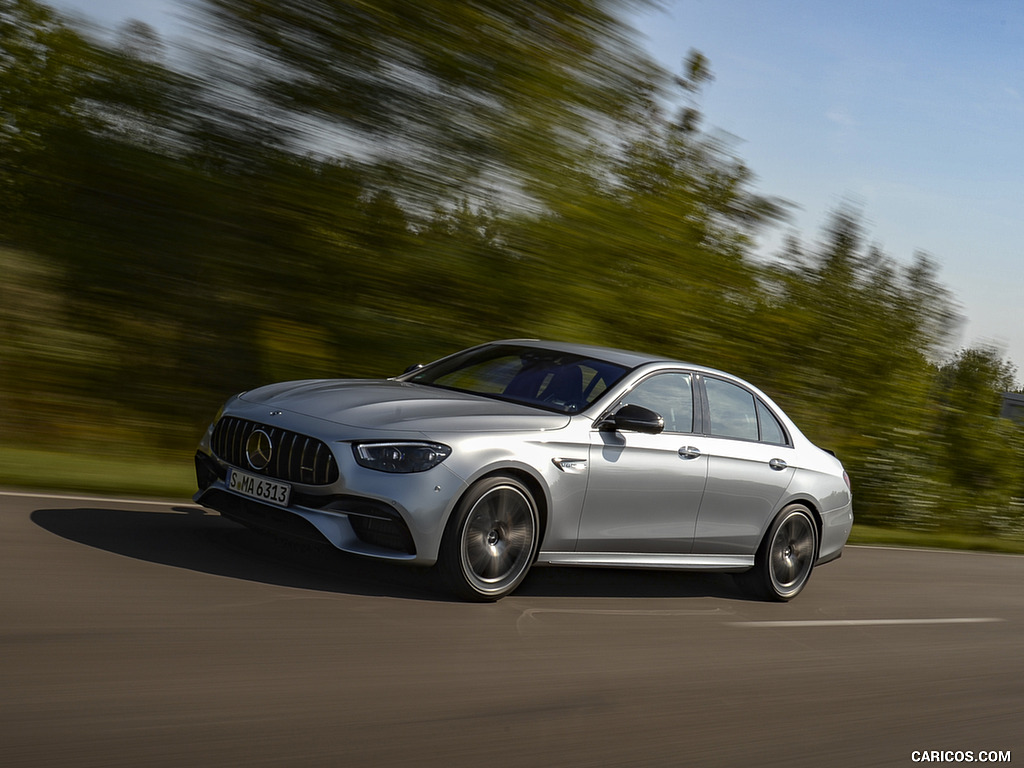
189 0 663 205
1 0 1021 534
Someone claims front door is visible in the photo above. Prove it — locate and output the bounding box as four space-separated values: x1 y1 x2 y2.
577 372 708 554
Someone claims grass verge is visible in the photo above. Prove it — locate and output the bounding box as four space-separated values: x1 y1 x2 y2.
0 446 196 500
849 523 1024 555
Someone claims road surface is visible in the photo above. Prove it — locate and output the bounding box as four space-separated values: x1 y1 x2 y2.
1 489 1021 767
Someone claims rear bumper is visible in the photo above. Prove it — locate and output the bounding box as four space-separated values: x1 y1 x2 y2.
817 499 854 565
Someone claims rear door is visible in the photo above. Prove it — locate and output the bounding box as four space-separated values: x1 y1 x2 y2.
692 376 796 554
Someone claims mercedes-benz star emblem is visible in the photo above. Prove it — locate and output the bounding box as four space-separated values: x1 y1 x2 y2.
245 429 273 470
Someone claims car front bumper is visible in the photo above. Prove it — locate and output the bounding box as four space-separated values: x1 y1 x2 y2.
194 448 464 565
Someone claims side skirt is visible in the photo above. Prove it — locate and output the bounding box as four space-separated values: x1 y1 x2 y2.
536 551 754 572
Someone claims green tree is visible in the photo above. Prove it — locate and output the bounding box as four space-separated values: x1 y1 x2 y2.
754 207 956 441
747 207 963 529
0 0 95 234
2 0 1020 544
927 346 1024 534
1 1 243 442
498 52 786 357
188 0 663 205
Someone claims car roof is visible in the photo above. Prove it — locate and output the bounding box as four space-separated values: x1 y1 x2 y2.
486 339 760 386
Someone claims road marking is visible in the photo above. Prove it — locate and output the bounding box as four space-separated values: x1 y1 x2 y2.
730 618 1004 628
0 489 194 508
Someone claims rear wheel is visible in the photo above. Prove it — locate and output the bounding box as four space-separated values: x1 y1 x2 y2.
440 475 539 601
740 504 818 601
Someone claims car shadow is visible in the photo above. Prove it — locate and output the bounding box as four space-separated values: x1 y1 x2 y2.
30 504 748 602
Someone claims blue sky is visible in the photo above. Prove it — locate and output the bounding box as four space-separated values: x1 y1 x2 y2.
634 1 1024 375
52 0 1024 376
52 0 178 31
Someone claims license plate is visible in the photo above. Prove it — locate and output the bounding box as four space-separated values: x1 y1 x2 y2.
227 468 291 507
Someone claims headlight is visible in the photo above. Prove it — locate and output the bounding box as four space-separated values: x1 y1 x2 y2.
353 441 452 473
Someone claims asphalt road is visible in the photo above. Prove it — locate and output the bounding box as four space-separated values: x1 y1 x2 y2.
2 489 1021 768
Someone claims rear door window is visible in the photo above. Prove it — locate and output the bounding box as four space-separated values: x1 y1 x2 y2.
757 400 787 445
704 377 758 440
704 377 790 444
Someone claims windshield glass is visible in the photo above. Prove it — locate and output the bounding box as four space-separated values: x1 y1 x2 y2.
403 344 630 414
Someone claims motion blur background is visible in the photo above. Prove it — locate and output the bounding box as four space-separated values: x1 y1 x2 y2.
2 0 1022 539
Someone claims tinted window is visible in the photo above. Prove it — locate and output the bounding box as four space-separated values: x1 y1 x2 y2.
407 345 629 414
704 378 758 440
622 373 694 433
757 400 787 444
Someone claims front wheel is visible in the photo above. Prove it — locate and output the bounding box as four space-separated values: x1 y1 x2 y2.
739 504 818 602
439 475 539 601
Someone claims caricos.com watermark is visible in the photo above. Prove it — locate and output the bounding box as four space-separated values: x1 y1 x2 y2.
911 751 1012 763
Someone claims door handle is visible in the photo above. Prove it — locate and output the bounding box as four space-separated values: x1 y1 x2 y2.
678 446 701 460
769 458 788 471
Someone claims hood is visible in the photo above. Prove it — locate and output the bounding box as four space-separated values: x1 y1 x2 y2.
237 379 571 432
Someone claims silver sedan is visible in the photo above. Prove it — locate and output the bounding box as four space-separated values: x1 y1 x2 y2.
194 340 853 601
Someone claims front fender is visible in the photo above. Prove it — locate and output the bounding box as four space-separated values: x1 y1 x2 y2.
436 433 591 553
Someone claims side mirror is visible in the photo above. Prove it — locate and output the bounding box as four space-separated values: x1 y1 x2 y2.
598 403 665 434
403 363 424 374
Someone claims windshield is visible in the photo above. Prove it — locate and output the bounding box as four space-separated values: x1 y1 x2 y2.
403 344 630 414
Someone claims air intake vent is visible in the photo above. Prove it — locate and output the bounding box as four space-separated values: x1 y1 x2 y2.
212 416 339 486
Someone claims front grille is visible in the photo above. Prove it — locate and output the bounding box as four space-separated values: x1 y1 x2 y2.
211 416 340 485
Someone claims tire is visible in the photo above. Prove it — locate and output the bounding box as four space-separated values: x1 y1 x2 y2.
439 475 539 602
740 504 818 602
